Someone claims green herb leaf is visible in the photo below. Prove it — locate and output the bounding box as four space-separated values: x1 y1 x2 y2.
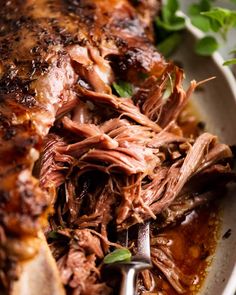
156 0 235 62
162 74 175 101
209 18 221 32
103 249 132 264
188 0 211 16
155 16 185 32
201 8 233 27
188 4 202 16
201 8 236 39
48 230 61 240
190 15 211 32
199 0 212 12
166 0 179 14
188 1 213 32
155 0 185 33
162 0 179 22
112 81 133 98
195 36 218 56
157 33 182 57
223 58 236 66
162 5 172 23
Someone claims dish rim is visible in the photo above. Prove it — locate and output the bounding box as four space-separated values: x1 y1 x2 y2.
180 12 236 295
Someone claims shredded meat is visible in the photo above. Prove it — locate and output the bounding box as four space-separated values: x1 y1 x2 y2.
0 0 235 294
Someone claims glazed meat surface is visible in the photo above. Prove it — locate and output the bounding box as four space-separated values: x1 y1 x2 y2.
0 0 234 294
0 0 162 234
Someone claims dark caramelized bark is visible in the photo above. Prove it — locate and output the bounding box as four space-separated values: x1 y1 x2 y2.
0 0 165 291
0 0 165 235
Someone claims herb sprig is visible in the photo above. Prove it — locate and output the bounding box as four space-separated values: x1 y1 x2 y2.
155 0 185 57
103 248 132 264
112 81 133 98
155 0 236 65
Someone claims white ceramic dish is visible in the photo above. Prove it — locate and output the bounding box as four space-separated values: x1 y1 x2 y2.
172 16 236 295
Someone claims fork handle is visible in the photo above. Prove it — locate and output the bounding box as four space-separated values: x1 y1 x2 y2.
120 267 137 295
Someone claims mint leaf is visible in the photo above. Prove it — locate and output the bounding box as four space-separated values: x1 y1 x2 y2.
157 33 182 57
112 81 133 98
209 18 222 32
188 4 202 16
188 0 211 16
162 6 172 24
170 16 186 30
223 58 236 66
201 8 236 38
156 0 185 32
188 1 212 32
166 0 179 14
199 0 212 12
162 0 179 22
201 8 232 27
195 36 219 56
191 15 211 32
103 249 132 264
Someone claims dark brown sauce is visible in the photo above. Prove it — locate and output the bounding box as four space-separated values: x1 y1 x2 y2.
149 204 220 295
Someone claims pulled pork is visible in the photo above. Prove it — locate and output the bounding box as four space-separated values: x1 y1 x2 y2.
40 56 234 294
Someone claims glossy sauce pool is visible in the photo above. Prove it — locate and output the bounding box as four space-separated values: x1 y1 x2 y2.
149 204 220 295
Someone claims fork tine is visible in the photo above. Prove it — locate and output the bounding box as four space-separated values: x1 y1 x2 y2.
136 221 151 264
108 222 152 295
119 222 151 295
118 229 129 247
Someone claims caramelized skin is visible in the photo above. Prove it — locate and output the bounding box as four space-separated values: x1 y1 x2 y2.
0 0 163 235
0 0 164 290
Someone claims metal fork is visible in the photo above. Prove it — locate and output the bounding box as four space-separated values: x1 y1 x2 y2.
112 221 152 295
